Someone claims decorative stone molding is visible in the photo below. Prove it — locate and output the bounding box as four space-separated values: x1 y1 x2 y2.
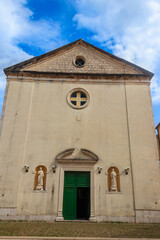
55 148 98 222
56 148 98 163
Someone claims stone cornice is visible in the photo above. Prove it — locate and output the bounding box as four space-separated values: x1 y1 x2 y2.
6 71 151 84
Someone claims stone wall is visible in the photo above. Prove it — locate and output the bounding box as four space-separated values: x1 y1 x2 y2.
23 45 141 75
0 78 159 222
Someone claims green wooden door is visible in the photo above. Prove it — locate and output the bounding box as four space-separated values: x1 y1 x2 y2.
63 187 76 220
63 171 90 220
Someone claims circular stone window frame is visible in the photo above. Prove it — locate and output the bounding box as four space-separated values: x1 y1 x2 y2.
67 88 90 110
73 56 86 68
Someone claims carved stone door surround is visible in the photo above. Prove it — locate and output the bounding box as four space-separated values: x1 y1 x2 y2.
55 148 98 222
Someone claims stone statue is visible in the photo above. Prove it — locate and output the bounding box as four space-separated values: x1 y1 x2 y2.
110 168 117 192
36 167 44 191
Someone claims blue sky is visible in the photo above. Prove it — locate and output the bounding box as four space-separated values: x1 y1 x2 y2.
0 0 160 126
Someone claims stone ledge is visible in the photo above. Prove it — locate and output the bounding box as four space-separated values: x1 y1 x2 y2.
0 208 16 215
96 216 135 223
136 210 160 223
0 210 160 223
0 214 56 222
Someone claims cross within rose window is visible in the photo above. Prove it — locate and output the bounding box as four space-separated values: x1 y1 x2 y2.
70 91 87 107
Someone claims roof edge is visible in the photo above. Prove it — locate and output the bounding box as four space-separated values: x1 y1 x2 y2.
81 39 154 77
4 39 82 73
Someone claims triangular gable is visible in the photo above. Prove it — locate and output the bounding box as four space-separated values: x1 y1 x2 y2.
56 148 98 163
4 39 153 78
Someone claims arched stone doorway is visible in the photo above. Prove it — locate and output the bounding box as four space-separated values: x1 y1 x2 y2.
55 148 98 221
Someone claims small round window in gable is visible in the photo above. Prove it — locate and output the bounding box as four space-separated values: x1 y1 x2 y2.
74 56 86 67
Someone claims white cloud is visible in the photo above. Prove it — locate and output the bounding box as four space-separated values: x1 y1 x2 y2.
0 0 65 99
73 0 160 104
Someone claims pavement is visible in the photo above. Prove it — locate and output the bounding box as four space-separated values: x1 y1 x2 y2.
0 238 160 240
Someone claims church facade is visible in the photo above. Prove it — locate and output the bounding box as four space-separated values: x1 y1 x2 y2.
0 39 160 222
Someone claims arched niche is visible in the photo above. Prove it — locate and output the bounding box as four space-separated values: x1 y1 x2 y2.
108 166 120 192
33 165 47 191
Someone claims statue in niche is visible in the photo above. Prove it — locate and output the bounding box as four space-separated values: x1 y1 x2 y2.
110 168 117 192
36 167 44 191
